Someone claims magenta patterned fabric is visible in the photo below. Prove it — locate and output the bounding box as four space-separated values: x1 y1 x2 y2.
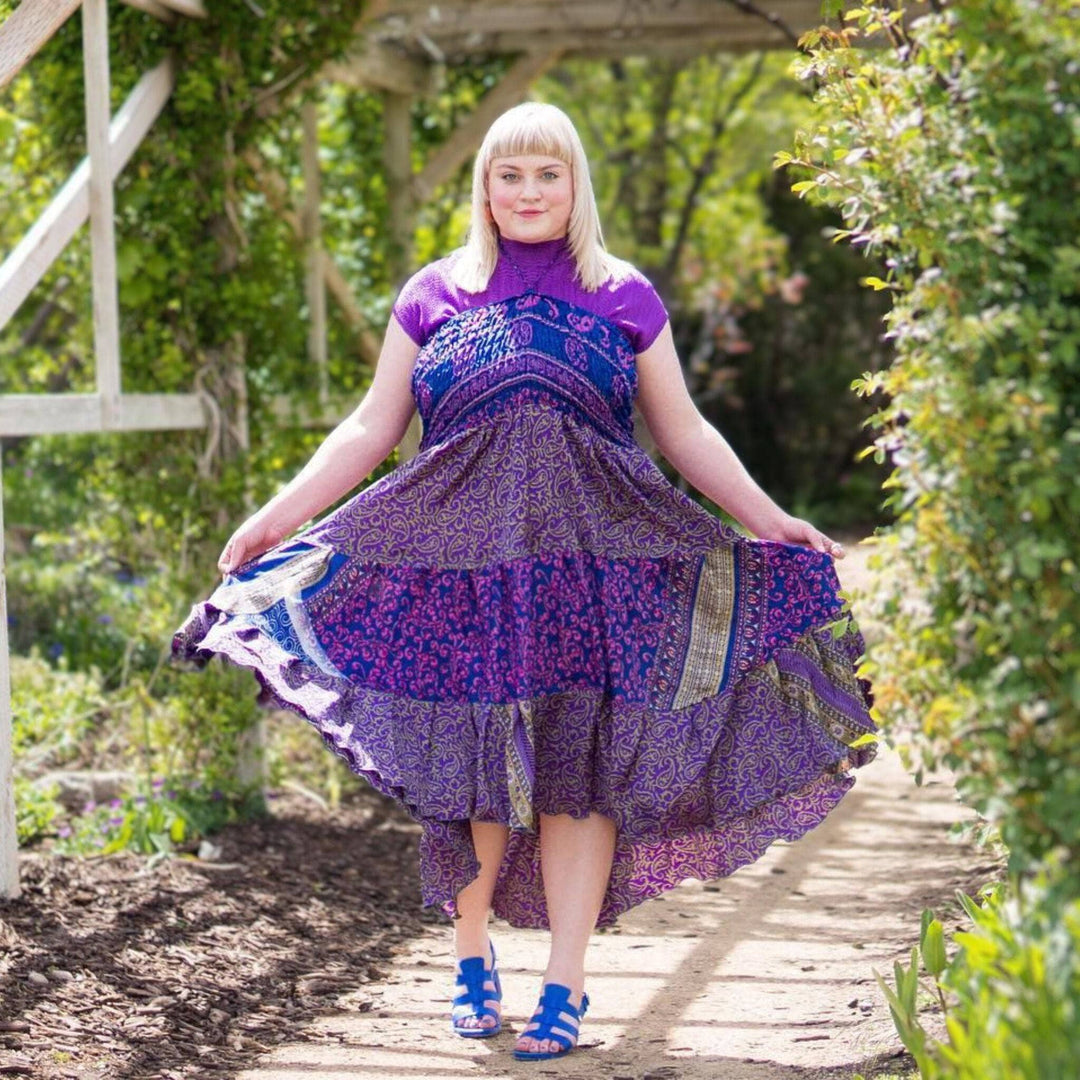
392 235 670 353
172 247 879 930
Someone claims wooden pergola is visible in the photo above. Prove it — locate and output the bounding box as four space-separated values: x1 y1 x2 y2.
365 0 816 61
0 0 829 898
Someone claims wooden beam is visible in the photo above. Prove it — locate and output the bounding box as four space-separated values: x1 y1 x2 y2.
301 99 329 406
322 38 436 97
82 0 122 428
0 393 208 437
382 89 414 283
0 0 82 93
145 0 206 17
118 0 180 24
411 50 561 204
0 55 177 332
409 27 795 59
0 452 17 900
381 0 817 36
116 393 208 432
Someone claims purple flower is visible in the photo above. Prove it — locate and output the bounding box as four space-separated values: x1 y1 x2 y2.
211 789 223 801
108 815 125 826
164 790 176 800
134 795 147 807
151 778 164 789
109 798 123 808
48 642 64 659
82 800 97 813
97 614 114 625
57 825 72 838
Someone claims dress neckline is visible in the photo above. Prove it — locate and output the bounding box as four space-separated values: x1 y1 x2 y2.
497 234 571 264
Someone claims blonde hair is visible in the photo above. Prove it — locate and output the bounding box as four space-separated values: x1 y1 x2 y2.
450 101 632 294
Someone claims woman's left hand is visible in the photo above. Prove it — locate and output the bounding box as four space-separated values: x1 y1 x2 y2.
761 513 846 560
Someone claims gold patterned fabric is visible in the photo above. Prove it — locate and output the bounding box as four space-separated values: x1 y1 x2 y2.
505 700 537 831
672 546 737 709
208 545 332 615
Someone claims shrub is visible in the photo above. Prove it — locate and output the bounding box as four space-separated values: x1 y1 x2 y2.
864 861 1080 1080
785 1 1079 1072
784 0 1080 888
10 654 107 844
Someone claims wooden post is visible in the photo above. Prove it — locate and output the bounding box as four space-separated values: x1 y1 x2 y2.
381 90 422 463
82 0 122 429
301 99 329 408
0 449 18 899
382 89 414 285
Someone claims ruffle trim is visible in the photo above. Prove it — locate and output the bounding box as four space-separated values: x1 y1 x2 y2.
172 597 877 929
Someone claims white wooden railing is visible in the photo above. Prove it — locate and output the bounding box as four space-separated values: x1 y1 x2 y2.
0 0 212 899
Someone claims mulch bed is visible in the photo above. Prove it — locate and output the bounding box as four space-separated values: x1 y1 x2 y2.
0 785 443 1079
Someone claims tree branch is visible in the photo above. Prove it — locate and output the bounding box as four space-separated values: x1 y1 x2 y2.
663 50 767 283
716 0 800 48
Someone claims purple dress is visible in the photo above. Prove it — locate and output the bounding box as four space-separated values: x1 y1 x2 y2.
172 235 878 930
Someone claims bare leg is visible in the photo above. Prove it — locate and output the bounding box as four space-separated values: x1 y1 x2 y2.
515 811 617 1055
452 820 510 1032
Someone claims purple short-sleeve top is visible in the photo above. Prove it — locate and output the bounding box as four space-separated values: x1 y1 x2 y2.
392 235 669 354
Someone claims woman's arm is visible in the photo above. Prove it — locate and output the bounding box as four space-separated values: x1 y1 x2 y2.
217 315 421 573
635 321 845 558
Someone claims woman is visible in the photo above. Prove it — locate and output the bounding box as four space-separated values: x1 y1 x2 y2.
173 101 877 1062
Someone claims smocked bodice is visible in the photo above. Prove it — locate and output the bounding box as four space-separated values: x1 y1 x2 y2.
410 292 640 451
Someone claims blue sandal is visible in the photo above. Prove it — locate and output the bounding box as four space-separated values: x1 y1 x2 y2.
450 940 502 1038
513 982 589 1061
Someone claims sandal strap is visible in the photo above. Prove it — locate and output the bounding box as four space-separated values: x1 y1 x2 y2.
521 983 587 1048
451 943 501 1026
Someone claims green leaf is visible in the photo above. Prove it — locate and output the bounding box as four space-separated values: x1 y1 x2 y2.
922 919 948 977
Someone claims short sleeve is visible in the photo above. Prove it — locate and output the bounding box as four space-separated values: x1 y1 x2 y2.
390 265 431 347
613 268 669 353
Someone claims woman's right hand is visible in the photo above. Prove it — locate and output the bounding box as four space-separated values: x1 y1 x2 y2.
217 517 287 576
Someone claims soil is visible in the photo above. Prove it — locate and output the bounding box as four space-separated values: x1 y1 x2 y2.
0 538 1007 1079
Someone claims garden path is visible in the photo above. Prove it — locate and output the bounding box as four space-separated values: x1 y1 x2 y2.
232 540 999 1080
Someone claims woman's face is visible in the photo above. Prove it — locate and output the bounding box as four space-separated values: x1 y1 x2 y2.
487 154 574 243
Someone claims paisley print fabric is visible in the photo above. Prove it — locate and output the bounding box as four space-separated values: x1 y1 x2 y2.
173 288 879 930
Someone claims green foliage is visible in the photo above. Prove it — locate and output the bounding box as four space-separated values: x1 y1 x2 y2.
14 774 64 848
10 653 107 760
691 172 894 530
6 553 171 685
9 643 265 853
789 0 1080 1073
786 0 1080 877
149 660 264 793
0 1 386 581
10 654 108 843
858 865 1080 1080
51 773 265 861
